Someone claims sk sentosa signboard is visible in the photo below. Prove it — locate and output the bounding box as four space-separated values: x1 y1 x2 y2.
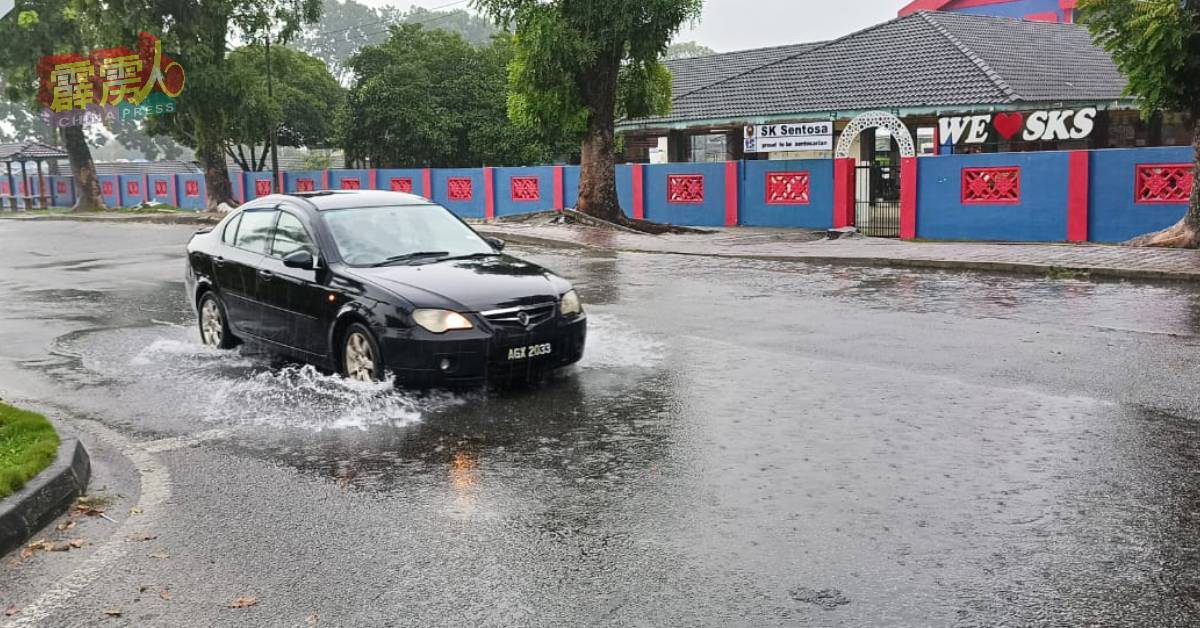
37 32 186 128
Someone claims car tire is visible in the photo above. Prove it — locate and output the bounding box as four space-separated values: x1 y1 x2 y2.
198 291 238 349
341 323 385 382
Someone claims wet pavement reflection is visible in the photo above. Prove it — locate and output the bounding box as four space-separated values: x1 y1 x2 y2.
2 221 1200 626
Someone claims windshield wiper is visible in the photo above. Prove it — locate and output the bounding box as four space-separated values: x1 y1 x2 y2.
371 251 450 267
439 252 500 261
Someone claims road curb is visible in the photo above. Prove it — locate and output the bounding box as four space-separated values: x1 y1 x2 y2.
0 435 91 558
478 228 1200 283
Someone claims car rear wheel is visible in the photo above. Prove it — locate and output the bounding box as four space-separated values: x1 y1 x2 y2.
342 323 384 382
198 292 237 349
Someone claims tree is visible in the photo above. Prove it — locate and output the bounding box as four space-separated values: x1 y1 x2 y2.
0 0 105 210
337 24 573 168
474 0 700 224
218 45 342 171
93 0 322 209
666 40 715 59
1081 0 1200 247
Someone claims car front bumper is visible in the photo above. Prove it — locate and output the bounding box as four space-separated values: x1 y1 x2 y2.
377 315 587 387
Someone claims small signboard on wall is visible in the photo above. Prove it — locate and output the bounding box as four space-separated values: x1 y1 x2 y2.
744 121 833 153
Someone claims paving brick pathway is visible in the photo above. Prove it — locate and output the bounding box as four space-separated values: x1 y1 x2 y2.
473 222 1200 281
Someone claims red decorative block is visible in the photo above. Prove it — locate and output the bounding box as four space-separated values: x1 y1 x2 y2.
57 181 69 194
255 179 272 196
962 167 1020 204
340 177 361 190
390 177 413 193
102 181 114 196
185 180 200 198
1136 164 1193 204
126 181 140 196
766 171 811 205
667 174 705 204
154 180 168 196
511 176 540 201
0 182 8 194
447 177 473 201
296 178 316 192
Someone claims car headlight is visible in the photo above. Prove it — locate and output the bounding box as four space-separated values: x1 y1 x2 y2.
560 289 583 317
412 309 474 333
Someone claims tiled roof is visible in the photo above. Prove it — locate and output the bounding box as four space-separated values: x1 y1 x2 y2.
0 141 69 161
664 42 827 97
92 160 201 176
627 11 1127 129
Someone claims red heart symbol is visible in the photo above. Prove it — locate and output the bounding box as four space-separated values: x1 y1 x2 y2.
993 112 1025 140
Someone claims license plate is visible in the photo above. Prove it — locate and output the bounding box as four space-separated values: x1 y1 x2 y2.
507 343 552 361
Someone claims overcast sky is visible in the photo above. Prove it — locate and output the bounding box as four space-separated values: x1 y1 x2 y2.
376 0 903 52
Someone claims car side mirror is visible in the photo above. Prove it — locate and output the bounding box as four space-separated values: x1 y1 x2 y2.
486 237 506 251
283 250 315 270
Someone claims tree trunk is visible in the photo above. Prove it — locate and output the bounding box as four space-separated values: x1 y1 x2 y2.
1127 112 1200 247
575 55 625 224
196 121 235 210
61 125 103 212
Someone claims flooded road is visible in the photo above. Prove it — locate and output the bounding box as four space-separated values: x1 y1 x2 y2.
1 221 1199 627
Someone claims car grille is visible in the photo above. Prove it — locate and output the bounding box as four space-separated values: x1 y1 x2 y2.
481 302 556 329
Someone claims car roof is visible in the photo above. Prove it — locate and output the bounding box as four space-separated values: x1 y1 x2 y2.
255 190 436 212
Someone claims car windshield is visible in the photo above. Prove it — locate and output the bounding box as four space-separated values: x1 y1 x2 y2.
322 204 495 267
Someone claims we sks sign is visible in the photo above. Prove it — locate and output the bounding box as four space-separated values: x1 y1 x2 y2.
938 108 1097 146
744 121 834 153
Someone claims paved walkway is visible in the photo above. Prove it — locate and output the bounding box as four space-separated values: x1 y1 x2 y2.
473 222 1200 281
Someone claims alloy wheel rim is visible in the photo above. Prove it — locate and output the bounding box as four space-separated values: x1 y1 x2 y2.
200 299 223 347
344 332 376 382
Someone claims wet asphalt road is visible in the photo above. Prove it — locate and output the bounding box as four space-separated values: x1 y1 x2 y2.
1 220 1200 627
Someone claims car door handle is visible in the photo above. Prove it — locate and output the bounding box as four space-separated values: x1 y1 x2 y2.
213 256 225 267
258 269 274 281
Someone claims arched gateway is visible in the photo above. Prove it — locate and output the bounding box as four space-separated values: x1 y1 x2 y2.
834 111 916 237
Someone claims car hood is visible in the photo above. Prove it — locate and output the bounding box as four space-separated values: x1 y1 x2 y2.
346 255 566 311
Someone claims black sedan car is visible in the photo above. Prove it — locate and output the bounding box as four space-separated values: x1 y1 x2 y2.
185 190 586 386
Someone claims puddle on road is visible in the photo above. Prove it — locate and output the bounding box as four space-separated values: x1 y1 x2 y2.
42 307 664 436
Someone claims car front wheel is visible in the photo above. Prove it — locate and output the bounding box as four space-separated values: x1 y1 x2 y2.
341 323 384 382
198 292 237 349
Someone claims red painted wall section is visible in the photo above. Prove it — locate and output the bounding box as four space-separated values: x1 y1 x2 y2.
1067 151 1090 242
422 168 432 198
322 170 331 191
900 157 918 240
724 162 739 226
632 164 645 220
832 158 856 228
369 169 378 191
483 167 496 219
553 166 565 211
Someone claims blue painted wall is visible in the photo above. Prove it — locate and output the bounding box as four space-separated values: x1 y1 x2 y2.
282 170 324 194
430 168 485 218
175 174 206 210
376 169 427 197
119 175 147 206
917 151 1070 241
240 171 276 202
951 0 1067 21
741 159 835 228
616 165 635 219
562 166 581 209
643 162 729 227
328 169 369 191
494 166 556 217
1089 147 1192 243
50 176 75 207
99 175 120 208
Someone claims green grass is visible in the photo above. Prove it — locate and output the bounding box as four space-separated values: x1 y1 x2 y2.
0 402 60 499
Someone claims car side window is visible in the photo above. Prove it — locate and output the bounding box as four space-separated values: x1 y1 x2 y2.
234 210 278 255
221 213 242 246
271 212 317 260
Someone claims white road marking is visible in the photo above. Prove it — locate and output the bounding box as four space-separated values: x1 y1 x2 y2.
4 422 232 627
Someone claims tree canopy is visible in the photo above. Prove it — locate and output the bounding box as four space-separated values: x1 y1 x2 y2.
473 0 701 222
666 40 715 59
337 24 573 169
1081 0 1200 246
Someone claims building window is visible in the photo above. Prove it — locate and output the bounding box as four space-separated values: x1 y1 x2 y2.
962 167 1021 204
1136 164 1193 204
689 134 729 163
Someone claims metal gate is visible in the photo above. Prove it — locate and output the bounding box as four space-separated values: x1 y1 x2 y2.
855 163 901 237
